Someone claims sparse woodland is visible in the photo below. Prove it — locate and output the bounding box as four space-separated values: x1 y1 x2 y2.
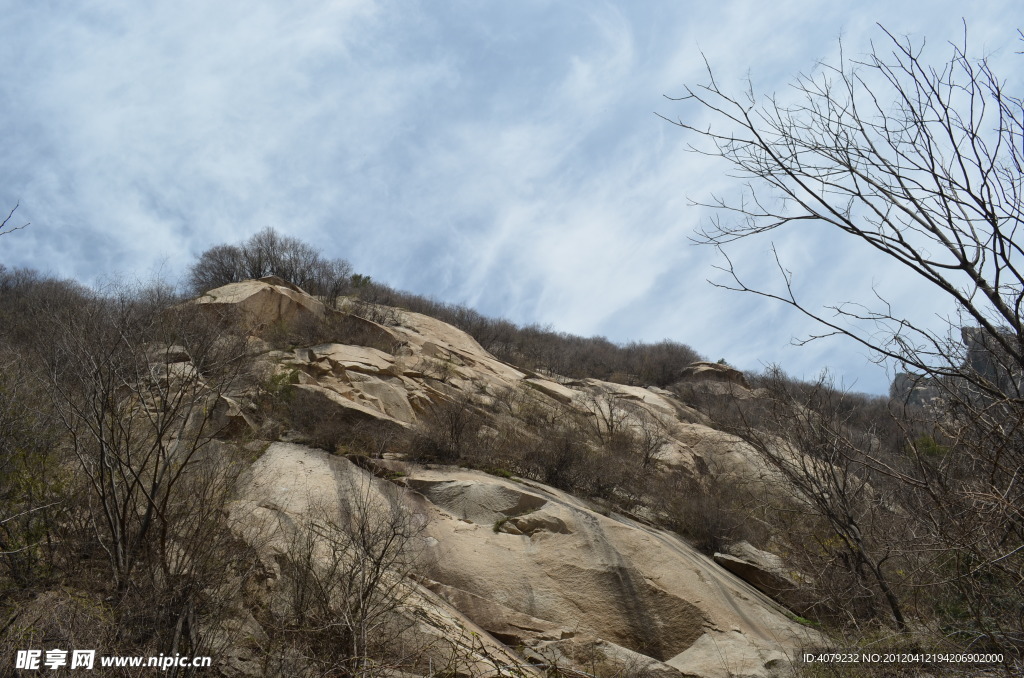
1 23 1022 678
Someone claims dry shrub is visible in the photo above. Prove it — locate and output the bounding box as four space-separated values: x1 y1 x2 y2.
525 418 595 492
266 310 398 354
1 589 116 668
257 478 426 676
406 394 485 463
656 470 761 555
349 298 402 327
280 387 352 452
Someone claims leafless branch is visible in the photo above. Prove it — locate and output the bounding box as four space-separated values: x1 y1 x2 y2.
0 203 29 238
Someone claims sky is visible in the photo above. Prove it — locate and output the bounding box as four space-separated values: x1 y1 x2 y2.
1 1 1020 394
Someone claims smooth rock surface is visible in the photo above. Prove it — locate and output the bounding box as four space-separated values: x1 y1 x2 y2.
236 443 819 677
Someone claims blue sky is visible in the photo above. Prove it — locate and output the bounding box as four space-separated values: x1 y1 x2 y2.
1 1 1020 394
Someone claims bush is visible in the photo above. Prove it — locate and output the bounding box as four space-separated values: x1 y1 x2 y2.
407 395 484 463
0 356 65 589
264 308 399 354
658 471 759 555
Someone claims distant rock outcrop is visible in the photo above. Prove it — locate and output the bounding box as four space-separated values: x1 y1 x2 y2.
889 372 942 407
961 326 1022 395
677 361 750 388
890 327 1023 406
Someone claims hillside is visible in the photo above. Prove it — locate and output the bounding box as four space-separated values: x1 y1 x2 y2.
3 272 1020 677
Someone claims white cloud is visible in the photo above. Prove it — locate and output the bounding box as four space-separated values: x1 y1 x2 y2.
1 0 1019 393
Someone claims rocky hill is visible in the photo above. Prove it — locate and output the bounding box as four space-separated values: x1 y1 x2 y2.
4 249 1022 675
189 278 820 677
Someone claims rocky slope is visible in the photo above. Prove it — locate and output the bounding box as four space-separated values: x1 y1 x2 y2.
197 278 820 677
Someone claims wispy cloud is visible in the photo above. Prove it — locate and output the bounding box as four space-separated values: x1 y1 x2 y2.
1 0 1019 394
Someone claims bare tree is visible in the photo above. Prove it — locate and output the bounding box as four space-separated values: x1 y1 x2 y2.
711 369 909 629
36 285 251 590
631 404 670 469
0 354 62 587
0 272 89 594
664 24 1023 654
410 393 483 463
661 25 1023 394
580 390 633 443
189 228 353 306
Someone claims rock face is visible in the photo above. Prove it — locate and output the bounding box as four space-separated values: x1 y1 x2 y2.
236 443 819 678
890 372 942 407
672 362 754 404
201 278 820 677
961 326 1022 394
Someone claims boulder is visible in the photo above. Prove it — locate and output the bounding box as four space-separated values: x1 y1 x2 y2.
194 279 326 330
232 443 540 675
310 343 396 375
677 361 750 389
289 383 405 427
417 577 570 645
146 343 191 363
209 394 258 438
714 541 814 616
405 477 547 525
523 377 576 404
